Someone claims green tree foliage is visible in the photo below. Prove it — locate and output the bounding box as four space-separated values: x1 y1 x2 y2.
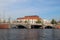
51 19 57 24
36 20 42 24
24 21 28 23
17 21 19 23
20 21 22 23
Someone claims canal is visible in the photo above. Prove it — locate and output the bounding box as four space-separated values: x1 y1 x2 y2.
0 29 60 40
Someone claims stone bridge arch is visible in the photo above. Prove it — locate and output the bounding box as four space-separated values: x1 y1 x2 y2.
31 25 43 29
11 24 27 29
11 23 31 29
16 25 27 29
45 26 55 29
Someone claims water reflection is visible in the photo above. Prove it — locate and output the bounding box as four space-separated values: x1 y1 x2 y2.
0 29 60 40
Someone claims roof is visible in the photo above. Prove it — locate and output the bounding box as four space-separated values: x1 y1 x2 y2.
17 15 42 20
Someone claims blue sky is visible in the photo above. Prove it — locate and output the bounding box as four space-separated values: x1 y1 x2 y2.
0 0 60 20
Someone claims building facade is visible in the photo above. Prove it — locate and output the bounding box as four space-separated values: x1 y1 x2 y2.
17 15 42 24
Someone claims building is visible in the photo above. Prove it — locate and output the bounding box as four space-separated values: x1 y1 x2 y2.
0 23 9 29
43 19 54 26
56 25 60 29
0 18 12 23
43 19 51 25
17 15 42 24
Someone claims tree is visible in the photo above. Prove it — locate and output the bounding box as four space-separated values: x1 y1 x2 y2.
20 21 22 23
36 20 42 24
17 21 19 23
24 21 28 23
51 19 57 25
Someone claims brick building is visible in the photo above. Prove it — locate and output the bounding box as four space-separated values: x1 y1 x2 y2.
0 23 9 29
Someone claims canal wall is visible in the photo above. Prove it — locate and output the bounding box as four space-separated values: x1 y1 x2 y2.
0 29 60 40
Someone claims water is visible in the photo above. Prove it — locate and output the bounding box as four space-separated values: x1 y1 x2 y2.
0 29 60 40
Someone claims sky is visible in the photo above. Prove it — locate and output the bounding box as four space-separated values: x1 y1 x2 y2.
0 0 60 20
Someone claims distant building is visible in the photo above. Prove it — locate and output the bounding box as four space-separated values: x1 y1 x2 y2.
17 15 42 24
43 19 52 26
0 18 12 23
57 21 60 25
43 19 50 24
56 25 60 29
0 23 9 29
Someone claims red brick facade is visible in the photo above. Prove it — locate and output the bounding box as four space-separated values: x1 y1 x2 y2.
0 24 9 29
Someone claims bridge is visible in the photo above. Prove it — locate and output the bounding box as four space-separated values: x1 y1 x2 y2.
10 23 43 29
10 23 54 29
0 22 54 29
